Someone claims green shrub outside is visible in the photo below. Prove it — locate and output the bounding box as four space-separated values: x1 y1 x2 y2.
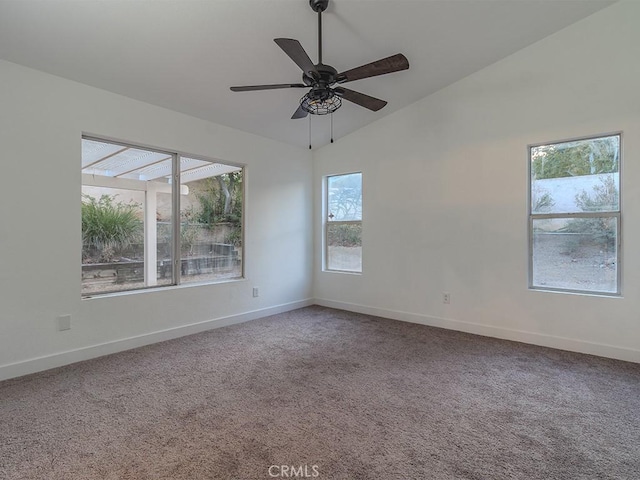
82 194 142 262
328 224 361 247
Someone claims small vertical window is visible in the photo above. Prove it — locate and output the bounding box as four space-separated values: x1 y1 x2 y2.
325 172 362 273
529 134 620 295
81 137 243 296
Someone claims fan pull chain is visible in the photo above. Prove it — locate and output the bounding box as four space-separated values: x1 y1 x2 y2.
309 115 312 150
330 113 334 144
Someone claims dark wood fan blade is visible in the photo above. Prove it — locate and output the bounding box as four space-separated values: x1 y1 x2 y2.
230 83 307 92
291 103 308 119
337 53 409 83
274 38 318 77
334 87 387 111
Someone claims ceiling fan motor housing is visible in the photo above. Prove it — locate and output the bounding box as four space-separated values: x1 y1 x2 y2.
308 86 331 101
303 63 338 87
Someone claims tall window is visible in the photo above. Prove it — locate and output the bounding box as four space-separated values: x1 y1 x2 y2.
325 172 362 273
81 137 243 296
529 134 620 295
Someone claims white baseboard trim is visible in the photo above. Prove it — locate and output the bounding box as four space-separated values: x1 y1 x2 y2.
314 298 640 364
0 298 313 382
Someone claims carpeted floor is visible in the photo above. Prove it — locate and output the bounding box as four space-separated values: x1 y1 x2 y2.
1 306 639 479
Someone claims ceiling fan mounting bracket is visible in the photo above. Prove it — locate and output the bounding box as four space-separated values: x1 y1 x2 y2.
309 0 329 13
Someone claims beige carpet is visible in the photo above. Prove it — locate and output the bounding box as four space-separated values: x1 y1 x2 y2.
1 306 639 479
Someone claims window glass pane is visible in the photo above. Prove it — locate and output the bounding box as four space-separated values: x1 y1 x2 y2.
179 161 242 284
328 173 362 221
532 217 617 293
81 139 173 296
327 223 362 272
531 135 619 214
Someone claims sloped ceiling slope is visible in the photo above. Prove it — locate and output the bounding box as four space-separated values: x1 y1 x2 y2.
0 0 615 149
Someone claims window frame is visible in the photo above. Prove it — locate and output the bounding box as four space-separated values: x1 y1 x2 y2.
527 132 622 296
324 171 363 274
81 135 245 297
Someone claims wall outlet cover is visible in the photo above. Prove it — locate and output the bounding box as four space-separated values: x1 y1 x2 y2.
57 315 71 331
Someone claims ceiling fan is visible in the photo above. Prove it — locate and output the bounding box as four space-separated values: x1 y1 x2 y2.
230 0 409 120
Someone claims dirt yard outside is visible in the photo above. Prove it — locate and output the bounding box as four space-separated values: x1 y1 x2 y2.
533 234 617 293
328 237 616 294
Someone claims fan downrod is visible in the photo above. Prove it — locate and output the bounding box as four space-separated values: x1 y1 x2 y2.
309 0 329 13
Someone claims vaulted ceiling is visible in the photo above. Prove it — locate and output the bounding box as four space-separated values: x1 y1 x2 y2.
0 0 615 149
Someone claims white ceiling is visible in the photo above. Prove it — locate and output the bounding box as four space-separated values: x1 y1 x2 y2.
0 0 615 149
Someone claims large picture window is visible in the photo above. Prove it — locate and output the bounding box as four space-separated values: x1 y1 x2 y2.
81 137 243 296
325 172 362 273
529 134 620 295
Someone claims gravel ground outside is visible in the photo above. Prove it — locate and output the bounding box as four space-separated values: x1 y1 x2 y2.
327 238 616 294
533 234 616 292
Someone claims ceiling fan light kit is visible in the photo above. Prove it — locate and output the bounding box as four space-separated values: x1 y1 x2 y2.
230 0 409 131
300 91 342 116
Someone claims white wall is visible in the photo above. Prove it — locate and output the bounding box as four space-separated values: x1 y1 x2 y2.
313 1 640 363
0 60 313 380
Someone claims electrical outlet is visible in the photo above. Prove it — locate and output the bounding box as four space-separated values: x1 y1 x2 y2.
253 287 259 298
57 315 71 331
442 293 451 304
